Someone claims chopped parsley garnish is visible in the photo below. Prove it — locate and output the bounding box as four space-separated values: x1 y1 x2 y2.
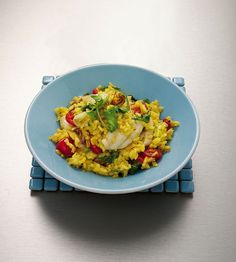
86 110 98 120
143 98 150 104
99 86 108 91
84 95 106 124
103 107 118 132
116 107 128 114
96 151 119 165
129 95 137 102
133 114 150 123
128 160 141 175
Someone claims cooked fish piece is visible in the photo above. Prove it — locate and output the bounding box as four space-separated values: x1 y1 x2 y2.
118 123 144 149
102 122 144 150
102 130 128 150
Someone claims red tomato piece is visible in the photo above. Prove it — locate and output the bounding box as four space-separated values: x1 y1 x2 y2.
137 153 145 163
131 102 147 114
56 138 74 157
92 88 99 94
163 118 172 130
143 148 162 161
65 111 76 126
132 105 141 114
90 142 102 154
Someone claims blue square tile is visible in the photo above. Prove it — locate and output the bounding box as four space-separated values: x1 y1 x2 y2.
184 159 192 169
45 172 53 179
172 77 185 87
59 182 73 191
29 178 43 191
179 169 193 181
31 158 39 167
30 166 44 178
150 183 164 192
180 181 194 193
44 179 58 191
168 173 179 181
165 181 179 193
42 75 55 85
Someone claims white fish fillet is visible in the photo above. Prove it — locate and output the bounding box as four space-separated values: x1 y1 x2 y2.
118 123 144 149
102 123 144 150
102 130 127 150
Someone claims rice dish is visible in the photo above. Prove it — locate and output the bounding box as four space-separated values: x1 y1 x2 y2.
49 83 179 177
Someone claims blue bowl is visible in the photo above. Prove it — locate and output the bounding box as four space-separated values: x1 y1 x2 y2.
24 64 200 194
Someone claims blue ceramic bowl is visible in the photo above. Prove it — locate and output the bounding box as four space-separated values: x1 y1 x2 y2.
25 64 200 194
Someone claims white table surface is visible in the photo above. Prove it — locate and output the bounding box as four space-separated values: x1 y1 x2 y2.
1 0 236 261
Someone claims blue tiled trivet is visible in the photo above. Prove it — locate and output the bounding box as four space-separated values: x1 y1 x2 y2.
29 76 194 193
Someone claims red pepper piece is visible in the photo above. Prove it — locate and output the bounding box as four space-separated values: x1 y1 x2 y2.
137 153 145 163
56 138 74 157
65 111 76 126
143 148 162 161
90 141 102 154
163 118 172 130
92 88 99 94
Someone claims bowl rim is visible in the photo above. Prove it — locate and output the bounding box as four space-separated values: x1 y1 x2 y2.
24 63 200 194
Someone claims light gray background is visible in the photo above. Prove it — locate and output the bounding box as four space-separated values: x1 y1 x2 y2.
1 0 236 261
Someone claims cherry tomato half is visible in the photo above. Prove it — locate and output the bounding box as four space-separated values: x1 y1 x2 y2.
65 111 76 126
90 142 102 154
163 118 172 130
143 148 162 161
56 138 74 157
92 88 99 94
131 102 148 114
137 153 145 163
132 106 141 114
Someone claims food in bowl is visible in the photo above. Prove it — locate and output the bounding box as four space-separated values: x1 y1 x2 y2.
49 82 179 177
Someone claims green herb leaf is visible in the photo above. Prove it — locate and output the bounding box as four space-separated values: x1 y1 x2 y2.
82 103 94 111
125 95 131 111
90 95 101 102
116 107 128 114
143 98 150 104
86 110 98 120
91 95 106 109
103 107 118 132
111 85 121 90
83 95 105 125
133 114 150 123
96 151 119 165
128 160 141 175
129 95 137 102
99 86 108 91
